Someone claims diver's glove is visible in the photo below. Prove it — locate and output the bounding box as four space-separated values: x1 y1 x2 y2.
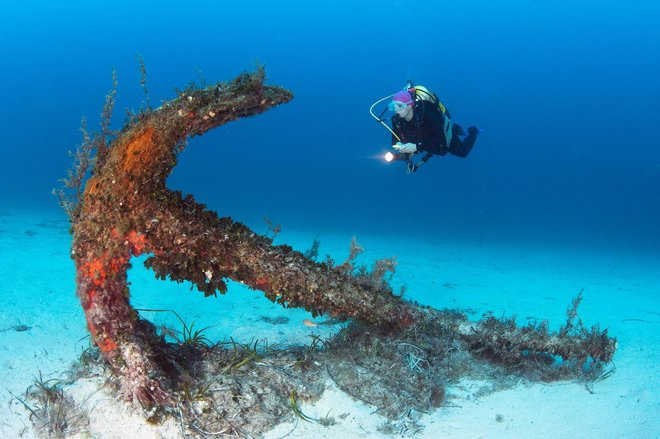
393 142 417 154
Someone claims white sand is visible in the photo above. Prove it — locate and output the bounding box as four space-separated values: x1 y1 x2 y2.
1 208 658 438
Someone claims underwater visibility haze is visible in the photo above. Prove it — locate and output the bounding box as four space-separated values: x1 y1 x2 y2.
0 0 659 438
0 0 658 251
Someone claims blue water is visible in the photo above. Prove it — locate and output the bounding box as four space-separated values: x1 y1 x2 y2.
1 0 659 251
1 2 659 436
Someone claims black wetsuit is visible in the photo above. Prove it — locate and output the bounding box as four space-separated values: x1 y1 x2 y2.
391 100 478 159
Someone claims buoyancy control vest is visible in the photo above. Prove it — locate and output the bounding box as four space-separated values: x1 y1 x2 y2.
406 84 453 148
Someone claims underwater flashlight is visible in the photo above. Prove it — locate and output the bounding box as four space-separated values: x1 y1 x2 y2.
384 152 394 162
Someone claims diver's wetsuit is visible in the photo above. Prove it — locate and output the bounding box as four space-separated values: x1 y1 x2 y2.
391 100 478 159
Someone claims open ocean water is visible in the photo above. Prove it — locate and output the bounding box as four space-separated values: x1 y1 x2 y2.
0 1 658 438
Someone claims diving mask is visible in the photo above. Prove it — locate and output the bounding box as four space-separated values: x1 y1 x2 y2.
388 100 412 112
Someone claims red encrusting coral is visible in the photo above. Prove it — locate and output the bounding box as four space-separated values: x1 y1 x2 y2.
86 320 118 353
126 230 147 256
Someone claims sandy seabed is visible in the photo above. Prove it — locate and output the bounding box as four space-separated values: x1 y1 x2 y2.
1 208 657 438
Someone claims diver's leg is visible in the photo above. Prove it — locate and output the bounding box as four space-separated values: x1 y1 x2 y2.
452 123 466 137
449 126 479 158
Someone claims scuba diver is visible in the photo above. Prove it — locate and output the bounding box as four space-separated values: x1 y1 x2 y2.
370 82 480 173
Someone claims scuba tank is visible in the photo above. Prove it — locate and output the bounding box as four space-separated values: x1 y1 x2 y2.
405 81 449 117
